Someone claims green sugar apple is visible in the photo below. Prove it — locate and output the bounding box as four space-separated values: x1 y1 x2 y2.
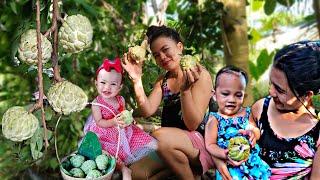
95 154 109 170
70 154 85 168
80 160 97 174
102 156 116 175
59 14 93 53
47 81 88 115
119 110 134 125
228 136 251 161
180 54 200 70
129 40 148 63
70 167 85 178
86 169 102 178
18 29 52 65
2 106 39 142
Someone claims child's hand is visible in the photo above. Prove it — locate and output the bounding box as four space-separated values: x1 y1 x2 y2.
114 113 129 129
226 155 248 167
238 129 256 147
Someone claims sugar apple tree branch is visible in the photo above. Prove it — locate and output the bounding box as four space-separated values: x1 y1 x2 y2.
29 0 49 149
51 0 63 82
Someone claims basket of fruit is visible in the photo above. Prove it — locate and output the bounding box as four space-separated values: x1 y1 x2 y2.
59 131 117 179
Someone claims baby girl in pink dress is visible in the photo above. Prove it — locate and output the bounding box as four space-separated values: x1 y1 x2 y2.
84 58 157 179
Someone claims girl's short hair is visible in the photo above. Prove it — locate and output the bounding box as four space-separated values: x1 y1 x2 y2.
214 65 248 89
273 40 320 97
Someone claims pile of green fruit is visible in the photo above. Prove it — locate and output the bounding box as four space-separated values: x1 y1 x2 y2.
60 153 116 178
60 131 116 179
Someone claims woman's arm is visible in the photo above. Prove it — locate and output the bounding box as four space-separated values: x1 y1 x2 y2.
180 68 213 130
92 99 117 128
122 53 163 118
132 76 163 117
205 115 228 160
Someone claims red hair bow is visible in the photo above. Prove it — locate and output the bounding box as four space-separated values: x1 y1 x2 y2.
96 57 123 75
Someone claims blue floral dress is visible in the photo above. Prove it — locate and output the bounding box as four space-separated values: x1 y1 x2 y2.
210 107 271 180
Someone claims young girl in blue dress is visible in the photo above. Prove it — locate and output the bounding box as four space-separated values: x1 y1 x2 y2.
205 65 271 180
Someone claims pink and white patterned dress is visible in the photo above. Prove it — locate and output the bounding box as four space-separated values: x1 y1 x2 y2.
84 95 157 165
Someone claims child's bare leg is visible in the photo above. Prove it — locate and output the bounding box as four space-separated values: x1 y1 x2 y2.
121 165 132 180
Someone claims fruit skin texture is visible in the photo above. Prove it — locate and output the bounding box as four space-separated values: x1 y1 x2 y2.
129 40 148 63
227 136 251 161
2 106 39 142
119 110 134 125
18 29 53 65
70 154 85 168
59 14 93 53
80 160 97 174
70 167 85 178
86 169 102 178
180 55 200 70
95 154 109 170
47 81 88 115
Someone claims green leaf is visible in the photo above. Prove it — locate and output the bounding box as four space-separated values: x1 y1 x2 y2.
249 28 261 44
251 0 264 11
276 0 294 7
30 128 44 160
264 0 277 15
249 49 274 81
9 2 18 14
249 61 259 81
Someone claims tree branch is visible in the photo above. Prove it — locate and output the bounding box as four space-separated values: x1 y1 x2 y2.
35 0 49 148
51 0 63 82
100 0 124 32
314 0 320 38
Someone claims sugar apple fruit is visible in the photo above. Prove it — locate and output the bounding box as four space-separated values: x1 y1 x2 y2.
59 14 93 53
80 160 97 174
47 81 88 115
86 169 102 178
70 154 85 168
18 29 53 65
119 110 134 125
129 40 148 63
95 154 109 170
228 136 250 161
70 167 85 178
180 54 200 70
2 106 39 142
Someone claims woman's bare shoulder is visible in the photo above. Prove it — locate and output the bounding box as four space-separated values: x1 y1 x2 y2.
251 98 265 120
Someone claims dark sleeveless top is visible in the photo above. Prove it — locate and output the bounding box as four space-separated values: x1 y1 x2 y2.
257 96 320 179
160 72 216 135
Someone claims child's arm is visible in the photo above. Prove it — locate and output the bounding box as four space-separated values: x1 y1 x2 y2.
205 115 228 160
92 99 117 128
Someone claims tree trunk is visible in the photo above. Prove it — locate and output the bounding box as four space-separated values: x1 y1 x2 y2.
221 0 253 105
314 0 320 38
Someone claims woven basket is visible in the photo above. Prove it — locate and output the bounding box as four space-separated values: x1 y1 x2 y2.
60 151 116 180
58 102 121 180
